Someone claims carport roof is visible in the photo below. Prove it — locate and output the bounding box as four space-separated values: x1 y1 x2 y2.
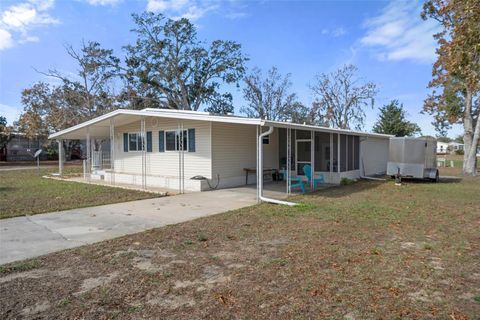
48 108 393 140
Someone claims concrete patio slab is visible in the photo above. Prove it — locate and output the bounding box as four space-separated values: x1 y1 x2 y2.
0 187 261 265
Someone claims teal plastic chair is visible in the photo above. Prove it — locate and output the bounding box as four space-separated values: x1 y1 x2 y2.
303 164 325 188
280 169 306 193
290 176 306 193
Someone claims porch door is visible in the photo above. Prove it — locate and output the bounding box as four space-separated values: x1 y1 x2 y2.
296 140 311 176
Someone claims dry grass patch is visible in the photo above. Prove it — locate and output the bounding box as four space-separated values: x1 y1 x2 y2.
0 178 479 319
0 167 158 218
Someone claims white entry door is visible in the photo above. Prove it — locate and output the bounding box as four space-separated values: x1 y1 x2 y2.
296 140 311 176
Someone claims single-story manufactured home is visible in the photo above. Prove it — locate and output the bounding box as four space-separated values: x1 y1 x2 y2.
49 108 392 200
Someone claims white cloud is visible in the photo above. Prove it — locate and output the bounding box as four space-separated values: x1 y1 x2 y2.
147 0 189 12
19 35 40 43
0 28 14 50
146 0 217 22
85 0 122 6
29 0 55 11
0 0 59 51
224 11 247 20
360 1 441 63
321 27 347 37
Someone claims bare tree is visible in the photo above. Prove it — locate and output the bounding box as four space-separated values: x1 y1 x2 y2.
36 41 121 118
310 64 377 130
241 67 307 122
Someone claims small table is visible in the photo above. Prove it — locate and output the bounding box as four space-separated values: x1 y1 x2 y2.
244 168 278 185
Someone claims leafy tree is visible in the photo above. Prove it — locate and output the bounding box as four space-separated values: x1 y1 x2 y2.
421 0 480 176
204 93 234 114
373 100 421 137
436 135 452 143
241 66 307 122
310 64 377 130
17 82 82 159
125 12 247 111
0 116 13 151
454 135 464 144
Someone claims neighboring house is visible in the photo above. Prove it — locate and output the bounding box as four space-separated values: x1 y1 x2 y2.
49 109 392 194
2 133 47 161
436 141 465 155
448 142 464 153
436 141 449 154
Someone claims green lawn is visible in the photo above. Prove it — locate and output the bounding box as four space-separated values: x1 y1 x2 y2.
1 177 479 319
0 167 158 219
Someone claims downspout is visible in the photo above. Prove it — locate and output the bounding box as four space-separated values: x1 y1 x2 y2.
258 126 297 206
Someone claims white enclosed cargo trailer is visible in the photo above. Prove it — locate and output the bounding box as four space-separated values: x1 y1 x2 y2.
387 137 439 182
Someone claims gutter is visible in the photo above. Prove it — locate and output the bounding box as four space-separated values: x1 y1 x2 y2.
258 126 297 206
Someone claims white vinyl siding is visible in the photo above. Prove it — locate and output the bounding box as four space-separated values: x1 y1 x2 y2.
114 117 212 179
211 123 279 186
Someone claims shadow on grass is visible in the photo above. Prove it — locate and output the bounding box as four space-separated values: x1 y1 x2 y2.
399 176 462 184
302 180 384 199
0 186 17 192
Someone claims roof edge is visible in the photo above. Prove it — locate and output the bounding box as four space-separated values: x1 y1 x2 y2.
48 108 393 140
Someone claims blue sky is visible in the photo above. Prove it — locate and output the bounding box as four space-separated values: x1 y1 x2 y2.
0 0 462 136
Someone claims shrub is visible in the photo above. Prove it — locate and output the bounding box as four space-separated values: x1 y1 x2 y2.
340 177 355 185
455 149 464 155
45 147 58 160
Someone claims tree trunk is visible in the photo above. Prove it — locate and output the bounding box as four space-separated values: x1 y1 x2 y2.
62 141 76 162
462 90 478 176
463 145 477 176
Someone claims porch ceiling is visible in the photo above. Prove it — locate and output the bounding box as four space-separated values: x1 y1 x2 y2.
50 114 146 140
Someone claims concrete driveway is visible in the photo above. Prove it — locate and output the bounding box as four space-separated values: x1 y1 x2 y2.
0 188 258 265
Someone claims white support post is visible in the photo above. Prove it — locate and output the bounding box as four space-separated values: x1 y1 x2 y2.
337 134 340 174
177 121 185 194
86 127 91 181
141 117 146 190
286 128 291 195
329 133 333 183
310 130 314 191
180 121 185 194
58 139 64 176
256 125 260 202
346 135 349 171
110 118 115 185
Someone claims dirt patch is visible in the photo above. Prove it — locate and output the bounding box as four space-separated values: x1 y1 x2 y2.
203 265 230 285
0 269 49 284
20 300 51 316
408 289 444 303
74 271 119 296
147 293 196 309
400 241 418 249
